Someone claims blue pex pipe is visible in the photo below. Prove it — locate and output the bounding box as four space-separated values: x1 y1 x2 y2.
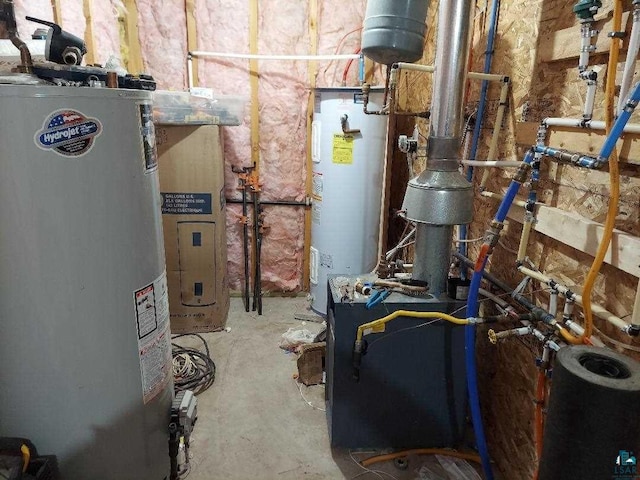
465 262 491 480
600 81 640 159
465 151 533 480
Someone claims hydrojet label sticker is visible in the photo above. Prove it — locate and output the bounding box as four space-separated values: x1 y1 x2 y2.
35 109 102 157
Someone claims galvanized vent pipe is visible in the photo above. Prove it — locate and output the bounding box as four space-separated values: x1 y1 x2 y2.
402 0 474 295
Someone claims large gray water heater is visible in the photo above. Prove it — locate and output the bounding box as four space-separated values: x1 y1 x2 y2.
0 84 172 479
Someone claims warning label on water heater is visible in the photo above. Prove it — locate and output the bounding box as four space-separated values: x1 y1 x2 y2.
133 271 171 404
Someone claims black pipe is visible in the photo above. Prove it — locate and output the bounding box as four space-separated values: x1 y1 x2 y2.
226 198 308 207
241 186 250 312
251 187 261 314
453 251 513 294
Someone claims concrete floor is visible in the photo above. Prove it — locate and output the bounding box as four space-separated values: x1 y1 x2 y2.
184 297 485 480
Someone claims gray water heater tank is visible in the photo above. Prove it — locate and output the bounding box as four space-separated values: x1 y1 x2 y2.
361 0 429 64
0 84 172 480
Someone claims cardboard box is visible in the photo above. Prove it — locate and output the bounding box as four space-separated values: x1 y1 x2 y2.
297 342 326 386
156 125 229 333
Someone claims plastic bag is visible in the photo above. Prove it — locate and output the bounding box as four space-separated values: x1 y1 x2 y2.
435 455 482 480
279 327 317 351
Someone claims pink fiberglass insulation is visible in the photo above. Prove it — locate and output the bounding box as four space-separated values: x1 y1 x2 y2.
136 0 187 89
91 1 121 65
195 0 252 292
15 1 53 38
14 0 369 293
317 1 366 88
60 0 85 43
195 0 251 181
253 0 309 292
194 0 368 293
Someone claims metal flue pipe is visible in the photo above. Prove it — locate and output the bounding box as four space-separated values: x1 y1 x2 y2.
429 0 474 152
402 0 474 295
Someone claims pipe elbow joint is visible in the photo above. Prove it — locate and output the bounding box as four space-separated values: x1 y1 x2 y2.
625 324 640 337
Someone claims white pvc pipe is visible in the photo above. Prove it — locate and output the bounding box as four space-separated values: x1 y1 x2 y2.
479 288 509 309
393 63 508 82
461 160 522 167
481 81 511 188
468 72 508 82
518 266 631 331
544 117 640 134
583 79 596 120
631 278 640 326
579 23 592 72
564 320 606 347
190 51 360 61
481 190 528 208
395 62 434 73
187 56 194 89
549 291 558 317
618 8 640 114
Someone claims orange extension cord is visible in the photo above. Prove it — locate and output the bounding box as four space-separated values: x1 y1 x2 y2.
360 449 482 468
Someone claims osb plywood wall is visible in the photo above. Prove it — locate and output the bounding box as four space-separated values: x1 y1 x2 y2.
405 0 640 477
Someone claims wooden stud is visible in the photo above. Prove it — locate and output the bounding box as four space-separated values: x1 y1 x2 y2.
83 0 95 64
506 203 640 278
51 0 62 25
248 0 259 294
121 0 144 74
249 0 259 171
302 0 318 291
185 0 198 87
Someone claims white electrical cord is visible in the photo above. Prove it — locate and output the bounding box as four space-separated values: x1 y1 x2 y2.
295 380 325 412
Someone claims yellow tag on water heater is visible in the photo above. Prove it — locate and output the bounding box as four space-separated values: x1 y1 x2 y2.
332 134 354 164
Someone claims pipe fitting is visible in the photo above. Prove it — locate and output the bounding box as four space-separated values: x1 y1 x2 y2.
488 326 531 344
625 324 640 336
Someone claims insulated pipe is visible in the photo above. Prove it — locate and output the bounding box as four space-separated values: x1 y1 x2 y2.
481 190 528 207
549 291 558 318
578 22 593 72
582 72 597 121
618 5 640 114
631 279 640 327
517 265 631 332
187 55 194 89
543 117 640 133
393 62 508 82
516 220 532 263
461 160 522 167
190 51 360 61
479 80 511 189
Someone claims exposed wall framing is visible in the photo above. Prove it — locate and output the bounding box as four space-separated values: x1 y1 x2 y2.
451 0 640 477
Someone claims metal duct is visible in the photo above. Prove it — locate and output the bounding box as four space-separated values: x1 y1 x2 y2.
401 0 475 296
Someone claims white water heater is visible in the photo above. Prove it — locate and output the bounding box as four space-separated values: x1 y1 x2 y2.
310 88 387 314
0 84 172 479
